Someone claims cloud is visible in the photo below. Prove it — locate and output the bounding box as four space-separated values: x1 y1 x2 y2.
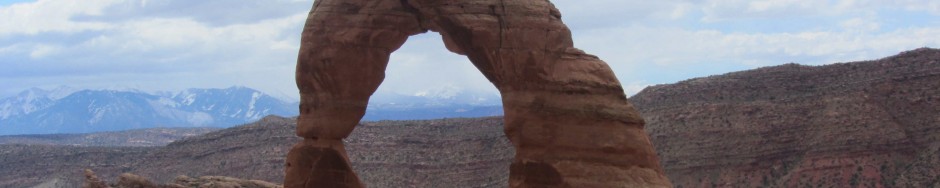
0 0 118 37
573 24 940 94
28 44 60 58
0 0 310 98
840 17 878 30
379 34 499 96
75 0 311 26
699 0 940 22
2 0 940 99
553 0 697 28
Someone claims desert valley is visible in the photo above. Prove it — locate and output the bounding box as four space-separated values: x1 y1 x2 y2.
2 48 939 187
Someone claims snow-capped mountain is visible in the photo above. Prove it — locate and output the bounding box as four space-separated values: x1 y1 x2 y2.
0 86 505 135
363 86 503 121
172 86 296 125
369 85 502 108
0 86 77 120
0 87 296 135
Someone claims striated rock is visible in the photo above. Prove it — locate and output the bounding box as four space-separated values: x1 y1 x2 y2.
631 48 940 187
290 0 670 187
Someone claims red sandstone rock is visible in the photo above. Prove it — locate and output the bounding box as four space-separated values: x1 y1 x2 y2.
83 169 109 188
118 173 159 188
289 0 671 187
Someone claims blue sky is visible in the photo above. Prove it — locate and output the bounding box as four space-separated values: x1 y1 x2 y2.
2 0 939 100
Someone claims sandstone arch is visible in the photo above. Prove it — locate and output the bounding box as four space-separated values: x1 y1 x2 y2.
286 0 672 187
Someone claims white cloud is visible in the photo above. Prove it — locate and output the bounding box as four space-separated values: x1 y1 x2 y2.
573 24 940 87
622 81 650 97
379 33 500 96
84 11 305 57
840 18 880 32
893 0 940 15
700 0 940 22
1 1 309 98
28 44 59 58
553 0 697 28
0 0 119 37
2 0 940 99
701 0 840 22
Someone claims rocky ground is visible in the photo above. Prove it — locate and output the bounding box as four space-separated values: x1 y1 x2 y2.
0 127 219 147
81 169 282 188
0 116 512 188
630 48 940 187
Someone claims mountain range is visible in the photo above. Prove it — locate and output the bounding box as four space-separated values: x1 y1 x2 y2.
0 86 503 135
0 86 295 135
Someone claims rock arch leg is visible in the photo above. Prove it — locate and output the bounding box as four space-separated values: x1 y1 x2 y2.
286 0 424 187
410 0 674 187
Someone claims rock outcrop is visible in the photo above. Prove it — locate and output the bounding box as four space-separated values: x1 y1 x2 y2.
83 169 108 188
630 48 940 187
289 0 670 187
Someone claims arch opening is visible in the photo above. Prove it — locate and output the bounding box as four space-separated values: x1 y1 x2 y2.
364 33 503 121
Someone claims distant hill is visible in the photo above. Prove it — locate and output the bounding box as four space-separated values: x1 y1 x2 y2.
630 48 940 187
0 127 219 147
0 116 513 188
0 86 503 135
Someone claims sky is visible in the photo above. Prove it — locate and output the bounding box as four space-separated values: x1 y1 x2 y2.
2 0 939 101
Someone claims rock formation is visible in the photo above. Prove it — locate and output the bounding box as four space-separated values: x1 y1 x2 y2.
290 0 670 187
83 169 109 188
630 48 940 187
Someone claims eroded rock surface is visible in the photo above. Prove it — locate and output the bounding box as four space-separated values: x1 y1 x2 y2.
290 0 670 187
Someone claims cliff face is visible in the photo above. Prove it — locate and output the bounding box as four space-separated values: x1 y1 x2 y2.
630 48 940 187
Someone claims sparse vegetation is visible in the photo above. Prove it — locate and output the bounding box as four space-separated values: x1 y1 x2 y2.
0 116 513 188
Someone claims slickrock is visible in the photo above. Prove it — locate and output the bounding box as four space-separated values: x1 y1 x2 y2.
630 48 940 187
290 0 670 187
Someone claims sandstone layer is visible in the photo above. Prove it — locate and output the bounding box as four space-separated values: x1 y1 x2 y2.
290 0 670 187
630 48 940 187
